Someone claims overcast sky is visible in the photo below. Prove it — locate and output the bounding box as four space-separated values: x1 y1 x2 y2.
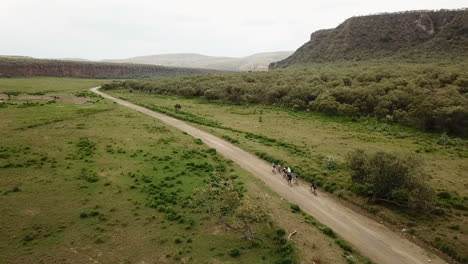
1 0 465 60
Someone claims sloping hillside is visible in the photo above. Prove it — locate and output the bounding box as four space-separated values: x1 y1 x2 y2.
270 9 468 69
0 56 215 78
103 51 293 71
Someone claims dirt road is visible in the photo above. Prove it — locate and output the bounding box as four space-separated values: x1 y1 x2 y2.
91 87 446 264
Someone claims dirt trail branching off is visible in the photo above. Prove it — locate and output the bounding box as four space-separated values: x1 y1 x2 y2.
91 87 447 264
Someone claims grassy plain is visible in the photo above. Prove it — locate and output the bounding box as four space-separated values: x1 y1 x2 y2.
0 78 365 264
107 89 468 263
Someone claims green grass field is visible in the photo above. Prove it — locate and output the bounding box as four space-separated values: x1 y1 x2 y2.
0 78 369 264
107 88 468 263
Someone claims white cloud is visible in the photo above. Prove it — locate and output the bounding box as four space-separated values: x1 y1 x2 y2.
0 0 465 59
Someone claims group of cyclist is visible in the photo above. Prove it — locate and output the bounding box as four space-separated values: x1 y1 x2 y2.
271 163 318 194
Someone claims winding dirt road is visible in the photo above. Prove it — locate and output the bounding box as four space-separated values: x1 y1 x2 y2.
91 87 446 264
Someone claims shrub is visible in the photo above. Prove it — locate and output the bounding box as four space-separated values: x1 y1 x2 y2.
335 238 354 252
346 149 435 210
222 135 239 144
95 236 105 244
23 233 35 242
321 227 336 238
437 191 451 199
276 228 286 237
229 248 240 257
290 204 301 213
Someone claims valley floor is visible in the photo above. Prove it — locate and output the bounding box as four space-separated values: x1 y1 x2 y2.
105 88 468 263
0 78 361 264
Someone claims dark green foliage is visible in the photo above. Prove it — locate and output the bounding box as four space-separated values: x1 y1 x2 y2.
432 237 465 262
346 149 435 210
79 212 88 218
4 186 22 195
320 227 337 238
290 204 301 213
74 91 101 98
228 248 240 257
80 168 99 183
76 138 96 159
206 148 217 155
335 238 354 252
276 229 286 237
79 210 100 219
222 135 239 144
110 60 468 135
193 138 203 145
23 233 35 243
4 91 21 98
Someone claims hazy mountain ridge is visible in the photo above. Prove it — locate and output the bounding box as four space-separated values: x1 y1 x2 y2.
102 51 293 71
270 9 468 69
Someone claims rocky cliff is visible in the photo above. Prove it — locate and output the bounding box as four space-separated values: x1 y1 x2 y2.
270 9 468 69
0 56 214 78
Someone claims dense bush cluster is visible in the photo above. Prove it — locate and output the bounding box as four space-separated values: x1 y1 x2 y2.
104 60 468 135
346 149 435 210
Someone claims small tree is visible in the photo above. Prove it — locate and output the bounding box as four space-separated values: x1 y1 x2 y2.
174 104 182 113
5 91 20 100
194 175 268 240
346 149 435 210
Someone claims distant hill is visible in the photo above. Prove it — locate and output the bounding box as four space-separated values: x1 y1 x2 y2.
270 9 468 69
0 56 216 79
58 58 91 62
103 51 293 71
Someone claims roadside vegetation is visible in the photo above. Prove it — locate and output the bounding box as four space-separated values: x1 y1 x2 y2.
0 78 366 264
103 60 468 136
105 80 468 263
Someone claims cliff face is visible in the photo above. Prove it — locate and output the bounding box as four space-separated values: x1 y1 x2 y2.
0 57 214 78
270 9 468 69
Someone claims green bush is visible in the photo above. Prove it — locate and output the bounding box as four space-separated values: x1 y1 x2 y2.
228 248 240 257
320 227 336 238
335 238 354 252
290 204 301 213
346 149 435 210
276 228 286 237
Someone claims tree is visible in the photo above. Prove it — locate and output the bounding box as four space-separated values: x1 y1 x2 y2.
5 91 20 100
346 149 435 210
194 175 268 240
